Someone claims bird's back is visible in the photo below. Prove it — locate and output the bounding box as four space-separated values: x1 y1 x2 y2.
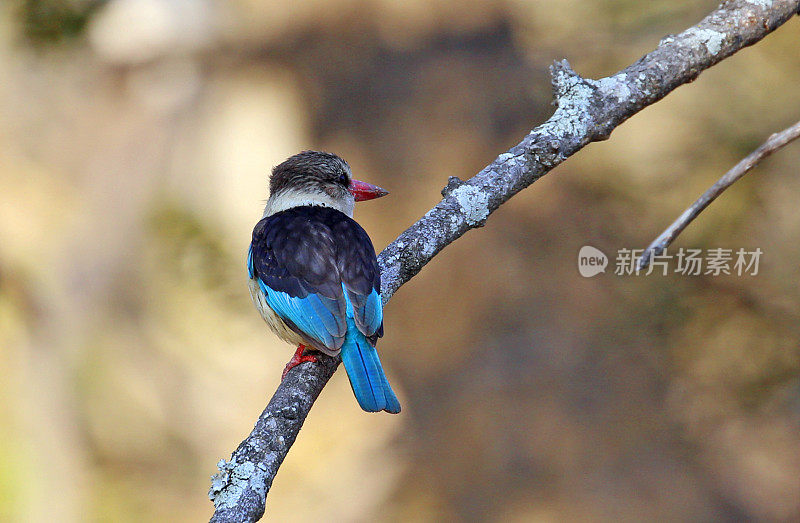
248 205 383 354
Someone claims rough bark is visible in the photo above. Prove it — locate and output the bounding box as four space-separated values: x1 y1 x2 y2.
209 2 800 521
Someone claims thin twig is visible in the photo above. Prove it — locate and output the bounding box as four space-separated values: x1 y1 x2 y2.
639 120 800 269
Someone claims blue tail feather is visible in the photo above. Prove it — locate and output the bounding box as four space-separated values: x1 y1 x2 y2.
340 319 400 414
372 350 401 414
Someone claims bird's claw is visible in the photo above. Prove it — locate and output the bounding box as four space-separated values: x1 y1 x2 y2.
281 345 318 380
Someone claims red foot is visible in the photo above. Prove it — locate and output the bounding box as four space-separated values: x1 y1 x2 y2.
281 344 318 380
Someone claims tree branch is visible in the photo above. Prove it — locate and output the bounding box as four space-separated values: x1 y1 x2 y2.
638 120 800 269
209 2 800 521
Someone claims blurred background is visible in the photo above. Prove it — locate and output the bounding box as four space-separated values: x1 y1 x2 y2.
1 0 799 521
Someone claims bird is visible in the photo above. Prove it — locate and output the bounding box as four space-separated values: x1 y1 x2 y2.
246 151 401 414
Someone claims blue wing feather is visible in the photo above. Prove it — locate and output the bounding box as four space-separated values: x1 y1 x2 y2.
362 288 382 334
247 245 255 279
259 280 341 350
250 246 344 349
345 286 383 337
305 294 346 339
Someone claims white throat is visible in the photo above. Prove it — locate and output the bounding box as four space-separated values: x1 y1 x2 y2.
263 188 354 218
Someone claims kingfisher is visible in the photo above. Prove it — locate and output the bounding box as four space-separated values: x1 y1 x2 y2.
246 151 401 414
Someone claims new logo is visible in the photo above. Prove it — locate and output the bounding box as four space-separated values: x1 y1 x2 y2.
578 246 608 277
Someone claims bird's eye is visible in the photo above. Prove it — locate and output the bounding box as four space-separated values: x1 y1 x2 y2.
339 173 349 186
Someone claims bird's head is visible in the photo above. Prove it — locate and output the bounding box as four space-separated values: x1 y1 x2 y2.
266 151 388 217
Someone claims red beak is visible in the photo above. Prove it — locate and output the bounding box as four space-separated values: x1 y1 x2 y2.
350 179 389 202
